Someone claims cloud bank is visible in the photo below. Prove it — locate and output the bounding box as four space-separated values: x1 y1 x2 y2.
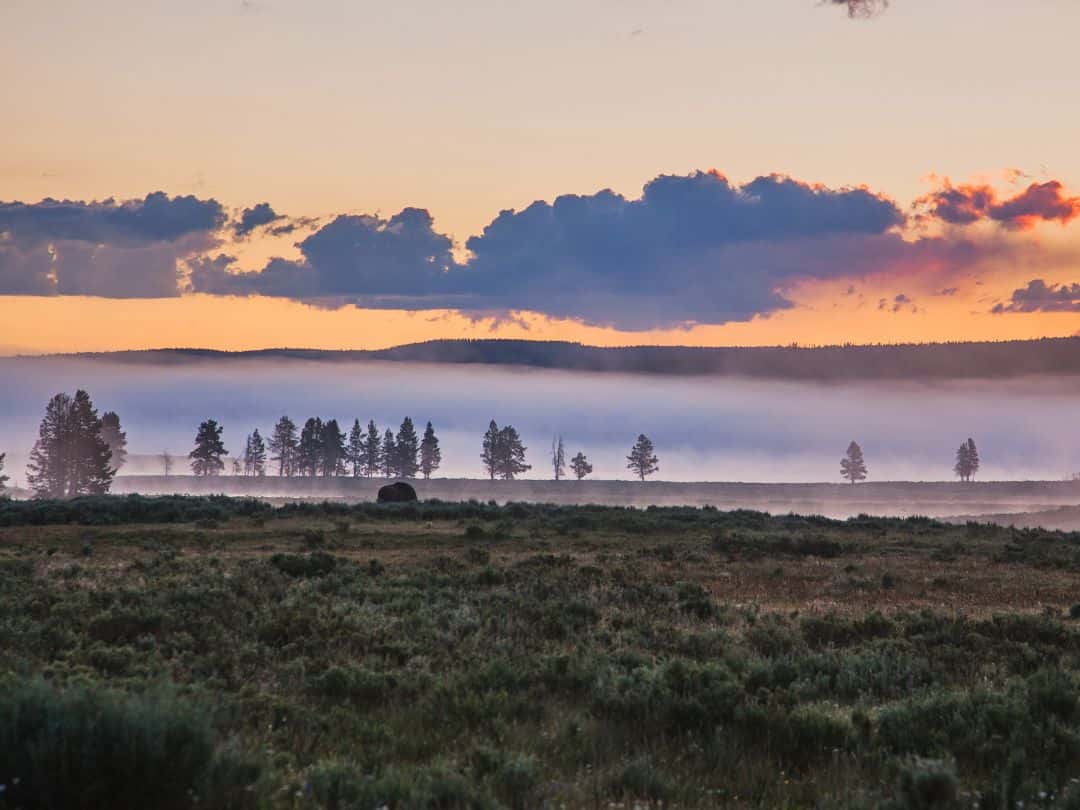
993 280 1080 314
1 169 1076 328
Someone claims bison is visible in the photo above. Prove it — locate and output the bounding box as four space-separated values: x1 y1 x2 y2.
377 481 418 503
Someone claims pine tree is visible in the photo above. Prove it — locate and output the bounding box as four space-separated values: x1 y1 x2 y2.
347 419 364 477
395 417 420 478
496 425 530 480
189 419 227 477
249 429 267 476
361 420 382 478
27 390 114 497
481 421 500 480
551 435 566 481
840 440 868 484
965 438 980 481
626 434 659 481
297 418 324 477
269 416 298 476
68 391 115 495
420 421 441 480
0 452 9 496
160 450 173 476
100 411 127 471
243 434 253 475
570 451 593 480
321 419 346 477
381 429 397 478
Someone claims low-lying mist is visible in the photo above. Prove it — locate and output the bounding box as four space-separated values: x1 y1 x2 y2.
0 355 1078 484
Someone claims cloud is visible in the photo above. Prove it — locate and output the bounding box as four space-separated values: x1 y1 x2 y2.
233 202 283 237
0 193 225 297
826 0 889 18
190 208 455 299
992 279 1080 314
917 179 1080 230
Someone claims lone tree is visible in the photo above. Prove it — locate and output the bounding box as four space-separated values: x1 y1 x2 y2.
482 421 531 480
0 452 9 495
420 421 441 480
841 441 868 484
99 411 128 472
626 434 659 481
551 435 566 481
362 420 383 478
269 416 298 477
244 429 267 476
954 438 980 482
27 391 115 498
160 450 173 477
396 417 421 478
570 451 593 480
347 419 364 477
189 419 227 477
381 429 397 478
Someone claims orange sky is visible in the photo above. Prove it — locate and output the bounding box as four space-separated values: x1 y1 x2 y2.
4 1 1080 353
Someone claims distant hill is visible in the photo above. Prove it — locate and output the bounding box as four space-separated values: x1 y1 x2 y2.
44 336 1080 380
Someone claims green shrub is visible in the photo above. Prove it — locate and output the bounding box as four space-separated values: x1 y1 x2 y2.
611 756 674 802
889 758 960 810
0 680 259 810
269 552 339 578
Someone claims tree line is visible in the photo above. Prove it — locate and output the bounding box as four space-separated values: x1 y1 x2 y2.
4 389 992 498
189 416 443 480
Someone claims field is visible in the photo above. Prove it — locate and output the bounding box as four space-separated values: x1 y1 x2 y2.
111 476 1080 521
3 496 1080 809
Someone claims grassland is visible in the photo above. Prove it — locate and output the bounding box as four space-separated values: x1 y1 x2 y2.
3 496 1080 809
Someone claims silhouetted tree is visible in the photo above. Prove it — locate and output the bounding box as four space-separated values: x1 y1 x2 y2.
381 429 397 478
269 416 298 477
395 417 420 478
100 411 127 472
954 437 980 482
481 421 531 480
297 418 324 477
232 457 242 476
497 426 530 480
841 440 868 484
551 435 566 481
626 434 659 481
321 419 347 477
420 421 441 480
160 450 173 477
481 421 500 480
347 419 364 477
28 391 114 498
189 419 227 477
244 429 267 476
570 451 593 480
361 420 382 478
0 452 9 496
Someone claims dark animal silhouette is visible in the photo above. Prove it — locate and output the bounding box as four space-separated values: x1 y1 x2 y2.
377 481 417 503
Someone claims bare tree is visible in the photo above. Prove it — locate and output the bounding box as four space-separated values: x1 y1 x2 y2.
161 451 173 477
551 435 566 481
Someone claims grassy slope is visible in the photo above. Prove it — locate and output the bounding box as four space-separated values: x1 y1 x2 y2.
2 498 1080 808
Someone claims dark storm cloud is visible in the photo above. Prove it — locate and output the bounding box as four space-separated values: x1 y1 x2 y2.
0 192 225 247
191 208 455 299
917 180 1080 230
188 171 909 327
992 280 1080 314
0 192 225 297
826 0 889 18
233 202 283 237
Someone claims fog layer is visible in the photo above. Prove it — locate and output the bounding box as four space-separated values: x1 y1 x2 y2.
0 356 1076 483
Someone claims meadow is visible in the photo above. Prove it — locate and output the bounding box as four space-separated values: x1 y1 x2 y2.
3 495 1080 808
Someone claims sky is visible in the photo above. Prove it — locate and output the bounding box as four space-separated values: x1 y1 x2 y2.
3 0 1080 353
